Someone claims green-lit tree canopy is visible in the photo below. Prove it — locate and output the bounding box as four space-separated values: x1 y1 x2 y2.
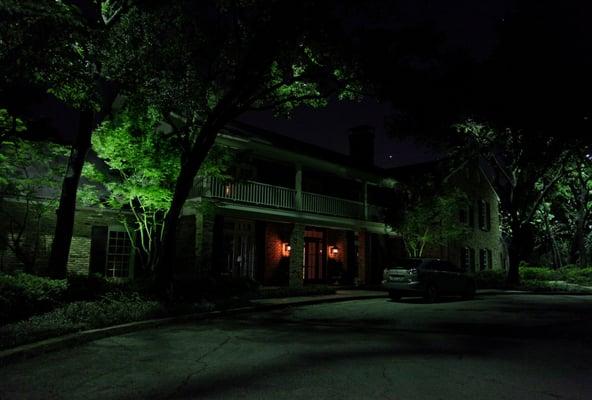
97 0 364 288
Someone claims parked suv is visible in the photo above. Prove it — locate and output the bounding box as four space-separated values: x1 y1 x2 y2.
382 258 475 302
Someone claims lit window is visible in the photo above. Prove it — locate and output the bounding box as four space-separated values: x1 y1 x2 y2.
106 230 131 278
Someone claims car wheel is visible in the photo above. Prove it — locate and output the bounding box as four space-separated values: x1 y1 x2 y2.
388 290 401 301
462 282 476 299
424 284 438 303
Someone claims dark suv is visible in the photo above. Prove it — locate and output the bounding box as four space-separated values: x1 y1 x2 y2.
381 258 475 302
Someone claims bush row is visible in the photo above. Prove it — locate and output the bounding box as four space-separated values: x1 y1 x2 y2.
472 266 592 289
0 293 167 350
0 272 140 325
519 266 592 285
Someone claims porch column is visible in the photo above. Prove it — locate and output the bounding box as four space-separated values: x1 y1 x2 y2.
356 229 368 285
295 163 302 211
363 182 368 220
195 207 215 278
289 223 304 288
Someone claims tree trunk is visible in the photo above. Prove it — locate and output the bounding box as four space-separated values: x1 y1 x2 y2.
507 242 521 286
48 110 93 278
568 218 586 265
506 221 535 286
154 123 222 293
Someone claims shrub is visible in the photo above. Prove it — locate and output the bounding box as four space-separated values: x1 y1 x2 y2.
557 267 592 286
65 273 111 301
519 267 559 281
0 293 166 349
473 269 507 289
0 273 67 324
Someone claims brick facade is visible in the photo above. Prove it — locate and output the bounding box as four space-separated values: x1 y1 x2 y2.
1 199 131 275
449 167 505 271
288 223 304 288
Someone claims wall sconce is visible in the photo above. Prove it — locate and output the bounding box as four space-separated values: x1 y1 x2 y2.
330 246 339 257
282 243 291 257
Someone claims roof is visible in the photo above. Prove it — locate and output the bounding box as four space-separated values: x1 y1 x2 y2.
225 120 390 177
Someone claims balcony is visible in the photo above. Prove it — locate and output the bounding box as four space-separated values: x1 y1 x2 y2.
191 177 384 221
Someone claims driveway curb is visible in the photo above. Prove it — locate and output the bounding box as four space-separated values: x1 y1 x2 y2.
0 292 386 366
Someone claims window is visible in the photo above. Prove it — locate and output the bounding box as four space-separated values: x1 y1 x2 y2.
461 247 476 272
478 200 491 231
106 230 132 278
479 248 492 271
460 203 475 228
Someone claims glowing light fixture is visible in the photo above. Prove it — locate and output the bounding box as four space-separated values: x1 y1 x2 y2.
330 246 339 257
283 243 291 257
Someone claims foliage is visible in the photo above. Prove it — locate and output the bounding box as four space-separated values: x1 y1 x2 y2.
0 272 68 324
82 105 232 273
96 0 364 284
452 120 568 283
557 267 592 286
519 267 558 282
0 0 97 110
473 269 507 289
531 151 592 267
394 187 469 257
0 293 167 349
0 138 68 272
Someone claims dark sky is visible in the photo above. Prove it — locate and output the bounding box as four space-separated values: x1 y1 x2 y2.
240 0 516 168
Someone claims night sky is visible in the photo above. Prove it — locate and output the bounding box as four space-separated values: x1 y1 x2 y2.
239 0 516 168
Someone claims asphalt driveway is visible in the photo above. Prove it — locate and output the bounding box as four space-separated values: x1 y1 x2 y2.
2 294 592 400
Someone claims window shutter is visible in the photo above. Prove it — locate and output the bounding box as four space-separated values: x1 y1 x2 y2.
469 248 475 272
486 201 491 231
488 249 493 270
89 226 108 276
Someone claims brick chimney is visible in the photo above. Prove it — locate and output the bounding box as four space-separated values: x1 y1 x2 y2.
348 125 375 166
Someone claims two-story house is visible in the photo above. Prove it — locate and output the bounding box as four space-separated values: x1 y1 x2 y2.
176 122 399 288
0 122 505 286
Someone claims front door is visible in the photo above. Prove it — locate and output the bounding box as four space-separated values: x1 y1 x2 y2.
304 238 323 282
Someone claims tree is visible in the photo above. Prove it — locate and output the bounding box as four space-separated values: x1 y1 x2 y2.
1 0 111 278
392 184 469 258
81 105 231 275
0 137 67 272
531 151 592 267
453 121 568 284
99 0 362 289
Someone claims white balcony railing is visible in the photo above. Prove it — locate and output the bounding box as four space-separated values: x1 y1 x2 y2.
191 177 384 221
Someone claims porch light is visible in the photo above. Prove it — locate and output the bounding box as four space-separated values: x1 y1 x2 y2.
283 243 291 256
330 246 339 256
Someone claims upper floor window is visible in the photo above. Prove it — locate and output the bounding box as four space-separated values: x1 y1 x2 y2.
459 202 475 228
478 199 491 231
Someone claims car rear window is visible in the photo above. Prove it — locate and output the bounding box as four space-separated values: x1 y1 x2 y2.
390 259 423 269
